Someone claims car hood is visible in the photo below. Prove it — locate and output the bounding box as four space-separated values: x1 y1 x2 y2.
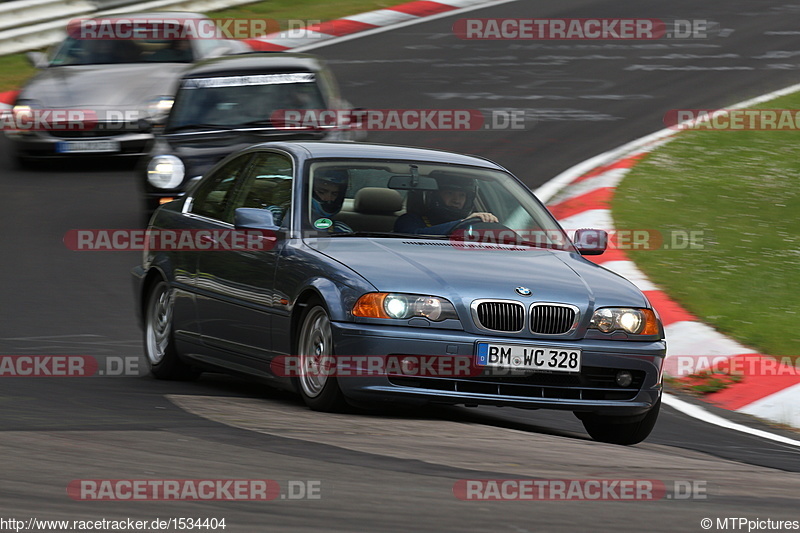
312 238 649 311
19 64 187 108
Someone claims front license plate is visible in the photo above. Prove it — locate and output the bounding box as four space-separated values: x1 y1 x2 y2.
476 343 581 372
55 140 120 153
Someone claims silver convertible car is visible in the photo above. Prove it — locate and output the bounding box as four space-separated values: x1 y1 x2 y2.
132 141 666 445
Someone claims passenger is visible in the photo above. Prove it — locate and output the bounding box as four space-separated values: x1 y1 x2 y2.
310 169 353 233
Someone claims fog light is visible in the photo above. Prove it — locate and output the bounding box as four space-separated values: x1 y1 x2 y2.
615 370 633 387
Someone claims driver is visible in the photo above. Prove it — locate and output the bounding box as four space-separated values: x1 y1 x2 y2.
311 168 353 233
394 171 497 235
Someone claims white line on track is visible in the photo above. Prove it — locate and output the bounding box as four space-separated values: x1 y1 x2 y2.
664 394 800 447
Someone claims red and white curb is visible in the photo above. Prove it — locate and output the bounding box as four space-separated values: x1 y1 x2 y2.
243 0 508 52
537 83 800 430
0 90 14 108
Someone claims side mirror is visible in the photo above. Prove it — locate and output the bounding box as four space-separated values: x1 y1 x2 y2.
234 208 280 249
234 207 279 230
26 51 48 68
573 228 607 256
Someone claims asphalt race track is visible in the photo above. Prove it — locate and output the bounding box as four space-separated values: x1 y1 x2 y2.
1 0 800 530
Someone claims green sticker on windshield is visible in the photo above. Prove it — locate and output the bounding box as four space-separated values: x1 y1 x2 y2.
314 218 333 230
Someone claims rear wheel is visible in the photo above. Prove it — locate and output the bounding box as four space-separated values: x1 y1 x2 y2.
580 397 661 445
144 280 199 380
294 300 348 412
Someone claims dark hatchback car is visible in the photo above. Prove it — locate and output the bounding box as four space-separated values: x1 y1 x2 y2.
132 141 666 445
5 12 249 164
140 52 361 216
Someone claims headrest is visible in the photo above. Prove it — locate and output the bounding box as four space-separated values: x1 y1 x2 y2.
354 187 403 214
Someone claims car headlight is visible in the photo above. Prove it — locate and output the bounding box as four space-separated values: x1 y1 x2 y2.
353 293 459 321
589 308 660 335
13 98 42 112
7 103 41 135
146 96 174 120
147 155 185 189
12 101 38 122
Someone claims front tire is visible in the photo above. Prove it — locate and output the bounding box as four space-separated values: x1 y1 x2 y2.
580 397 661 445
144 280 199 380
294 300 348 412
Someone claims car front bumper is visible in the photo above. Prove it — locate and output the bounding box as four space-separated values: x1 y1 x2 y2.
6 130 152 158
328 321 665 416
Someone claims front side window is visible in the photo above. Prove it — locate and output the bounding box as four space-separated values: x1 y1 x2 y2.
190 154 252 223
237 152 294 227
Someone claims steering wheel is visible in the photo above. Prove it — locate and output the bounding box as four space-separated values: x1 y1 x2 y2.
448 218 522 245
448 216 484 234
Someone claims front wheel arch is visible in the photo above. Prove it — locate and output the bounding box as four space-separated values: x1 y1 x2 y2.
292 296 348 412
143 279 199 381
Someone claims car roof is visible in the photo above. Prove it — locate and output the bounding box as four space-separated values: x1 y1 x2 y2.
253 142 508 170
181 53 324 77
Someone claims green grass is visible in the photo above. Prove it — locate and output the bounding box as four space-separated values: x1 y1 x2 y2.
0 53 36 93
210 0 392 22
614 92 800 358
0 0 392 92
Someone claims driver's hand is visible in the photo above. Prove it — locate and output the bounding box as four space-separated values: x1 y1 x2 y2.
467 212 498 223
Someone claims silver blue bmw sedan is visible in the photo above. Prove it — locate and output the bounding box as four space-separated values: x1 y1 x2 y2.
132 141 665 445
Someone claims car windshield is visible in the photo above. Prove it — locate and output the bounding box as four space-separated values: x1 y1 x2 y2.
165 73 326 131
50 37 194 66
304 160 575 251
